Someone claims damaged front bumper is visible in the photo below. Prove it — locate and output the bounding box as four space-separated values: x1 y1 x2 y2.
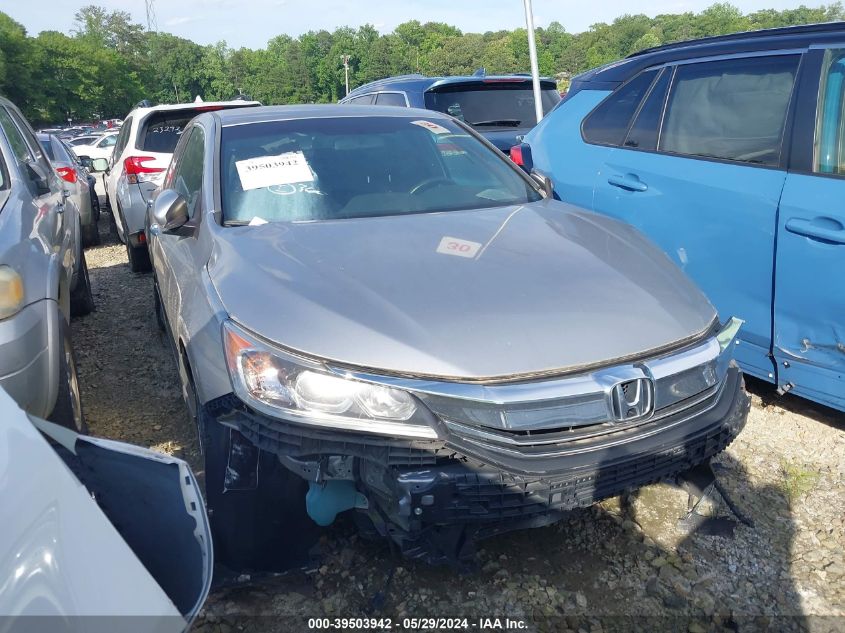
207 321 750 565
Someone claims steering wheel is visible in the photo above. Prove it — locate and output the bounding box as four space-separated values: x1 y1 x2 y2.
409 178 453 196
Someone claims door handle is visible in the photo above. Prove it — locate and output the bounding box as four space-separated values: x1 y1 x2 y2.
607 174 648 192
785 218 845 244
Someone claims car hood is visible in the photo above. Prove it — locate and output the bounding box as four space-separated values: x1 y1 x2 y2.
208 200 717 380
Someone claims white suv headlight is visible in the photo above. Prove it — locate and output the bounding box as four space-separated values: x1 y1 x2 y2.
222 320 437 438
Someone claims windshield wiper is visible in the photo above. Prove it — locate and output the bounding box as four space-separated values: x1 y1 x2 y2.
223 220 252 226
468 119 522 128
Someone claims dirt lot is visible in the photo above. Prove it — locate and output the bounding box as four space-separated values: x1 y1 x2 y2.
73 216 845 632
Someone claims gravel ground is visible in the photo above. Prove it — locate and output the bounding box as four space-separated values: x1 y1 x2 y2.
72 215 845 632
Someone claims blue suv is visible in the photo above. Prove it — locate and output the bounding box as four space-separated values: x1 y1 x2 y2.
518 23 845 412
340 72 560 152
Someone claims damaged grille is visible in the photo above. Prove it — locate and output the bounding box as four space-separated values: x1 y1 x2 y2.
401 416 741 525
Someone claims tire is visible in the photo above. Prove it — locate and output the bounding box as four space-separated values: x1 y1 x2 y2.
92 190 101 223
202 406 317 572
49 315 87 433
126 239 152 273
154 282 166 332
106 195 121 240
81 220 100 247
83 191 102 247
70 250 95 317
113 199 127 244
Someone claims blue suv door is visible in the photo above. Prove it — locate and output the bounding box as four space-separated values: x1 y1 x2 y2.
587 53 802 384
773 47 845 410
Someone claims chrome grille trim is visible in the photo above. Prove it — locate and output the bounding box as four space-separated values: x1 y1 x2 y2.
442 380 723 448
451 377 729 459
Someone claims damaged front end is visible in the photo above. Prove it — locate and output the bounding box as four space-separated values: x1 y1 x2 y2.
211 318 749 567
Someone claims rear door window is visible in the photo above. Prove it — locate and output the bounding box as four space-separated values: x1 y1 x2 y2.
375 92 407 106
660 55 799 166
582 70 657 146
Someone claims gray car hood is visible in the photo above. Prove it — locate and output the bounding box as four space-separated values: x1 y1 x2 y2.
208 200 717 380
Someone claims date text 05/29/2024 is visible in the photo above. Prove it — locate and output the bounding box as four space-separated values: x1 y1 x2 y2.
307 617 528 630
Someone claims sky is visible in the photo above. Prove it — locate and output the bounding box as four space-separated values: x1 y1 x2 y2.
0 0 832 49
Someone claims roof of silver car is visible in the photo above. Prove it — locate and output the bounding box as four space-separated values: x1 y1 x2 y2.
215 104 450 126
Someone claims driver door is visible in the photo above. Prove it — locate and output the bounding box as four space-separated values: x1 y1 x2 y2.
151 125 206 339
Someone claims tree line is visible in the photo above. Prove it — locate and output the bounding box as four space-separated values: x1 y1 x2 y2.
1 3 843 126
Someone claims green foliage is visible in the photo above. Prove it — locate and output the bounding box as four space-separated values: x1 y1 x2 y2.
1 3 843 125
779 459 820 509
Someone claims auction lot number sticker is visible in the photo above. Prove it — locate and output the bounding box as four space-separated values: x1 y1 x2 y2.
308 617 527 630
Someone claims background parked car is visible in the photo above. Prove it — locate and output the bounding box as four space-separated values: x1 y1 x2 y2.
0 387 211 629
148 104 748 570
68 134 102 147
70 130 118 160
103 99 259 272
519 22 845 413
340 71 561 152
38 133 100 246
0 96 94 431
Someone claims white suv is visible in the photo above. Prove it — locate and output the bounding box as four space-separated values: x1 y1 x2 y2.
104 100 259 271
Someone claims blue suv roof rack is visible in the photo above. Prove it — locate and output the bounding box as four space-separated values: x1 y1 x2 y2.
628 20 845 58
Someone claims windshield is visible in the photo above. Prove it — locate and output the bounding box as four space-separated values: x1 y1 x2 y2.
220 115 541 225
424 84 560 128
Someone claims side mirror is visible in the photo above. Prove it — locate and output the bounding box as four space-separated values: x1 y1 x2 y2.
151 189 189 233
78 155 94 169
90 157 109 173
531 170 554 199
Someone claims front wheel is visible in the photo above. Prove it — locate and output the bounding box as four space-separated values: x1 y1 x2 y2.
203 409 317 572
126 239 152 273
81 220 100 247
70 251 95 317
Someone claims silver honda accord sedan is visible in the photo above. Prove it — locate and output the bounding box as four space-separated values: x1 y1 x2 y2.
147 104 749 570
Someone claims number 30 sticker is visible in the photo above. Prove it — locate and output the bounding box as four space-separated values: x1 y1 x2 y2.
436 236 481 258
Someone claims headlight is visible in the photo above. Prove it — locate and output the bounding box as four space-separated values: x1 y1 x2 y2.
0 266 24 319
222 320 437 438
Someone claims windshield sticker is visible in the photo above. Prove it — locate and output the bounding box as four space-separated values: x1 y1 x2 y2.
148 124 183 135
437 141 467 157
436 236 481 259
411 120 451 135
268 182 322 196
235 151 314 191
